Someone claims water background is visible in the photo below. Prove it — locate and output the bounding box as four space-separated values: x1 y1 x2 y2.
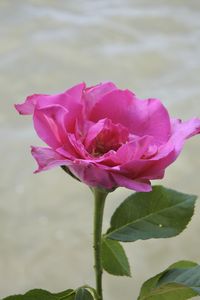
0 1 200 299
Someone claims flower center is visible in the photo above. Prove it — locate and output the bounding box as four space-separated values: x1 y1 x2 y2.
84 118 129 157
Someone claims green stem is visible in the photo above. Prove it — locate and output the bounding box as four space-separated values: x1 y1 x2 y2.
93 188 108 300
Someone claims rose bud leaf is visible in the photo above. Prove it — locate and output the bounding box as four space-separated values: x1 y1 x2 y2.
106 185 197 242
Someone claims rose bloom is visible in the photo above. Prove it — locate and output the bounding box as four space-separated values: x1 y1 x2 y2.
15 82 200 192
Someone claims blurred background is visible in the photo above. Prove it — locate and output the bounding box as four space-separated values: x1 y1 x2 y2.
0 0 200 299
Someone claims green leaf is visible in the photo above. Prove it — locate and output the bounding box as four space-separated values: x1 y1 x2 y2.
2 289 75 300
75 288 96 300
101 237 131 276
138 260 200 300
106 186 197 242
2 287 98 300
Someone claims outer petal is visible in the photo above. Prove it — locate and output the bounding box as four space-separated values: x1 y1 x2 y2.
15 94 47 115
68 160 116 189
90 89 171 144
33 105 69 149
31 146 71 173
119 141 176 179
137 117 200 179
33 145 119 189
66 82 86 100
170 118 200 154
110 173 152 192
69 159 152 192
15 83 85 115
31 146 152 192
141 169 165 180
84 82 117 115
138 118 200 179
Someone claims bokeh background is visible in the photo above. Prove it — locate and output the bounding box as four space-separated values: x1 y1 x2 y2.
0 0 200 299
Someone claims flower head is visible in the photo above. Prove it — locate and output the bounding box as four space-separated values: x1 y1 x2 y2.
15 82 200 192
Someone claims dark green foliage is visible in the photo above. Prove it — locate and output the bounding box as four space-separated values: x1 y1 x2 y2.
101 237 131 276
107 186 196 242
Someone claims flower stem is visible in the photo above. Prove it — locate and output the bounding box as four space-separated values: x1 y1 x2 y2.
93 188 108 300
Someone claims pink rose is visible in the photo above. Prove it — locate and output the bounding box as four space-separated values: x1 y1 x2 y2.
15 82 200 192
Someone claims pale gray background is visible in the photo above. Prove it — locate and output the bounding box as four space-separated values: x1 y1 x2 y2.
0 0 200 299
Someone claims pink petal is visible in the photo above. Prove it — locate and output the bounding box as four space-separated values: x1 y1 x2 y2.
33 105 69 149
119 141 176 179
15 83 85 116
31 146 71 173
84 82 117 115
137 117 200 179
57 133 89 159
68 158 152 192
111 173 152 192
90 89 171 144
32 146 151 192
15 94 46 115
68 160 116 189
170 117 200 154
115 135 154 163
66 82 86 100
141 169 165 180
139 117 200 179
